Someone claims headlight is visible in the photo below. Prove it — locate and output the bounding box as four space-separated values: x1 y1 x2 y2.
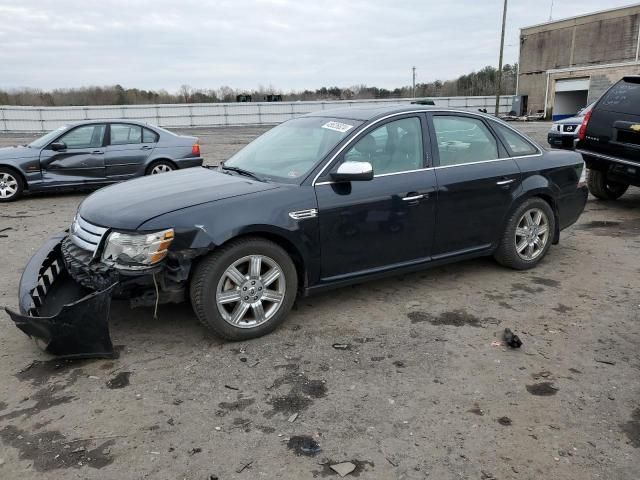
102 229 174 268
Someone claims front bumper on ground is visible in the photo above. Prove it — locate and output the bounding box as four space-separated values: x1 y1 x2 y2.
4 233 117 359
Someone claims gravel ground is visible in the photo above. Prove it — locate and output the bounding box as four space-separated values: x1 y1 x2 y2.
0 122 639 480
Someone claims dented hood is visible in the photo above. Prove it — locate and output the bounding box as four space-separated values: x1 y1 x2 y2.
79 168 279 230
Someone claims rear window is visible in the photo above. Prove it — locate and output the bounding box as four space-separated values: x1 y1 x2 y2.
599 78 640 115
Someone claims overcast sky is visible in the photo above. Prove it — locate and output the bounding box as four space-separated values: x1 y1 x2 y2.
0 0 636 92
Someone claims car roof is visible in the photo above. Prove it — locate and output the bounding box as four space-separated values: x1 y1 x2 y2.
63 119 157 128
302 104 490 122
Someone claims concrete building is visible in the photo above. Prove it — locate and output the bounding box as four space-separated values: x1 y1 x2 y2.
517 4 640 120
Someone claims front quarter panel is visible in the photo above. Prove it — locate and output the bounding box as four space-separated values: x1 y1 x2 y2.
138 185 321 285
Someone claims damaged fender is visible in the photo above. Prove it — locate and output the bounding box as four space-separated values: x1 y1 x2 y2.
4 232 117 359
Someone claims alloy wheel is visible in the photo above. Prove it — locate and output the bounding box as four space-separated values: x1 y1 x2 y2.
151 164 173 174
514 208 549 261
0 172 18 199
216 254 286 329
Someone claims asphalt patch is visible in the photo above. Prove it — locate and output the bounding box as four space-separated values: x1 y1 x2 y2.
526 382 559 396
287 435 322 456
530 277 560 288
575 219 640 237
0 425 114 472
407 309 482 327
511 283 544 294
620 408 640 448
266 366 327 416
106 371 131 389
552 303 573 313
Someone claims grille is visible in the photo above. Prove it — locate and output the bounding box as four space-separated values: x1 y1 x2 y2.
70 216 108 254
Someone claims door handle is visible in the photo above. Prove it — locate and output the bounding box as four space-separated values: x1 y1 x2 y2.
141 146 153 150
92 150 104 155
496 178 515 186
402 194 426 201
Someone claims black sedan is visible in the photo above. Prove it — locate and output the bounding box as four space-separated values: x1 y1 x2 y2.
5 105 588 357
0 120 203 201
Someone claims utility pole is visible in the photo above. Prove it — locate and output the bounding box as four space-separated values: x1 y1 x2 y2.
548 0 554 22
494 0 508 116
412 66 416 98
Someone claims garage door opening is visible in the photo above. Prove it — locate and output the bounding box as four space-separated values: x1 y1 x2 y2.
552 77 590 121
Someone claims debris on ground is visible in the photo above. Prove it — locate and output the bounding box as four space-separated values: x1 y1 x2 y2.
189 447 202 455
235 458 254 473
498 416 512 426
595 358 616 365
105 371 131 389
287 435 321 456
287 412 298 423
330 461 356 477
503 328 522 348
332 343 351 350
224 384 239 391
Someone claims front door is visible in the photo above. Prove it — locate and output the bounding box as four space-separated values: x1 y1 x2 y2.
315 115 437 280
105 123 157 179
40 123 107 186
428 113 522 257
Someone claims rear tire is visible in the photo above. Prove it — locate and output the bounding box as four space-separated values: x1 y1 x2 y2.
0 167 24 202
587 169 628 200
494 198 555 270
146 160 175 175
190 237 298 341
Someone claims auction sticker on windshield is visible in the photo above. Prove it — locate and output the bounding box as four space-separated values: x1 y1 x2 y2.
321 121 354 133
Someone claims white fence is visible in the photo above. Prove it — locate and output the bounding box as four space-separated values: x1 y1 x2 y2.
0 96 513 132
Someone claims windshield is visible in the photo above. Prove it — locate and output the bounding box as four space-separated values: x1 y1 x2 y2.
224 116 362 183
29 125 69 148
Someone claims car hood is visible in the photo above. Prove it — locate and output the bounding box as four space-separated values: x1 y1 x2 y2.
0 145 38 161
79 167 280 230
554 115 583 125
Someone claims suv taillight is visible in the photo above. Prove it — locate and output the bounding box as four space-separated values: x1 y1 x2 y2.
192 143 200 156
578 110 592 141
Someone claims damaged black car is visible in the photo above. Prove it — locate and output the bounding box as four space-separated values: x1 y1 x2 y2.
5 106 588 358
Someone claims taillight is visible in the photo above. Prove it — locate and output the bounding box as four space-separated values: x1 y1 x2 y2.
192 143 200 156
577 110 592 141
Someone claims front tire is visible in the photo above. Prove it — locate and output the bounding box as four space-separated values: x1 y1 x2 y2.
587 169 628 200
0 167 24 202
190 237 298 340
494 198 555 270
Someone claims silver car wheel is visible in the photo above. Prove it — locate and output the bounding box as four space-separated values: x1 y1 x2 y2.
0 172 18 199
216 254 286 329
515 208 549 261
150 163 173 174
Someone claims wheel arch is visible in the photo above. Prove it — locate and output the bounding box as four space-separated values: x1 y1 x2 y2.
189 226 311 293
0 164 28 190
507 188 560 245
146 158 178 174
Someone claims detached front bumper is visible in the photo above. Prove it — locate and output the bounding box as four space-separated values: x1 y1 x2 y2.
4 233 117 359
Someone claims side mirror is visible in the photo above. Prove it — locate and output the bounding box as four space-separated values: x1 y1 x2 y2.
330 161 373 182
50 142 66 151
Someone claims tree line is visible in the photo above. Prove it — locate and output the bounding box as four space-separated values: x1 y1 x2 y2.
0 64 517 106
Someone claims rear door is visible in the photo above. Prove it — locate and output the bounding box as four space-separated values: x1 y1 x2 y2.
427 113 522 257
39 123 107 185
105 123 157 179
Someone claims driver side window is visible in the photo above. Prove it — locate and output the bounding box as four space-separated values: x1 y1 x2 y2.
343 117 424 175
58 124 106 149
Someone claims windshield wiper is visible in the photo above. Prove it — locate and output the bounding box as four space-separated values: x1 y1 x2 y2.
220 164 266 182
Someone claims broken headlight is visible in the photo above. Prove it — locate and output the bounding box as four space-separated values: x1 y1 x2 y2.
102 229 174 269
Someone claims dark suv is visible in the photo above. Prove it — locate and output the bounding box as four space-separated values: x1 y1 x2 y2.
576 76 640 200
